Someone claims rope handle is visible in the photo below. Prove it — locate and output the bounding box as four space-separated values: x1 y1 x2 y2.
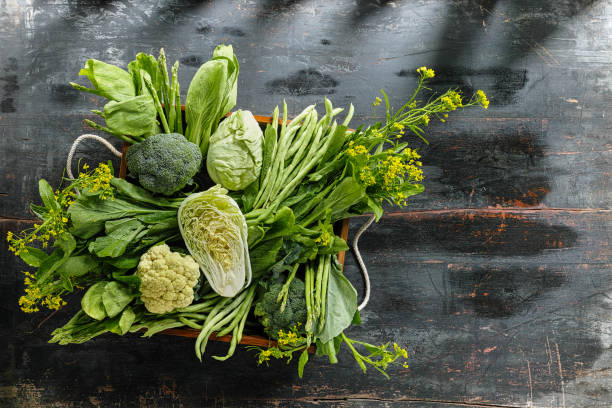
352 214 375 311
66 134 122 180
67 133 374 311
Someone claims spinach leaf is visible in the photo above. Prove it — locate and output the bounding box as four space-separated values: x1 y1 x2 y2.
102 281 135 318
68 195 162 239
118 307 136 335
82 281 108 321
88 219 146 258
250 238 283 277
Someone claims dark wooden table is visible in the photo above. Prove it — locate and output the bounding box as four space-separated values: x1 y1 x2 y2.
1 0 610 406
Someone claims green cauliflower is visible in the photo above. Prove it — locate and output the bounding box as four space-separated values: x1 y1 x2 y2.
126 133 202 195
254 278 307 339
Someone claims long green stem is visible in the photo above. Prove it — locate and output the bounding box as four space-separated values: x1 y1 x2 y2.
143 76 170 133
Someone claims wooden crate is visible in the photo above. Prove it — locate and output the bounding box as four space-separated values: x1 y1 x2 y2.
119 115 351 348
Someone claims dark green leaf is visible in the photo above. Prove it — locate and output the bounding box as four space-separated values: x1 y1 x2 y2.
264 207 296 240
110 178 181 208
249 237 283 277
105 256 140 270
57 255 98 278
112 272 141 290
88 219 146 258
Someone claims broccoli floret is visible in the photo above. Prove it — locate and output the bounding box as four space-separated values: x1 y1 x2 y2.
254 277 307 339
126 133 202 195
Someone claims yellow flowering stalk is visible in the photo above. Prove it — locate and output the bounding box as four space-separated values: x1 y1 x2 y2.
344 68 488 210
7 162 115 313
7 162 115 257
371 66 489 143
342 334 410 379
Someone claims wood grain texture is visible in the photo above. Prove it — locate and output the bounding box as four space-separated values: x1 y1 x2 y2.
1 0 611 406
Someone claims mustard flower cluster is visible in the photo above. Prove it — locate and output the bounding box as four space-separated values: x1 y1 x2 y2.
251 325 307 365
7 162 114 256
347 140 423 207
18 271 67 313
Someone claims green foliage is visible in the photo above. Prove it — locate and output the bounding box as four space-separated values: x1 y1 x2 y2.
126 133 202 196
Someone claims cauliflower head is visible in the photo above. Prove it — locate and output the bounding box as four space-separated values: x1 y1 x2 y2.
136 244 200 314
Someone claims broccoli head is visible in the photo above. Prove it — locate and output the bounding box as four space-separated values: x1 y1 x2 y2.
254 277 307 339
126 133 202 195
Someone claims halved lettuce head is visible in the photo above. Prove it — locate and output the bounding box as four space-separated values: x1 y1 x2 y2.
177 185 251 297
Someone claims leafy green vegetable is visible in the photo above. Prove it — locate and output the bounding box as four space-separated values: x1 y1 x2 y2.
82 282 108 321
206 110 264 191
103 95 157 137
316 260 357 343
102 281 135 318
185 44 239 155
71 59 135 101
178 185 251 297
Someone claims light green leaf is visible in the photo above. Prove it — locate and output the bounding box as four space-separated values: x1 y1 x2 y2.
76 59 135 101
102 281 135 318
118 307 136 334
316 262 358 343
103 95 157 137
82 282 108 321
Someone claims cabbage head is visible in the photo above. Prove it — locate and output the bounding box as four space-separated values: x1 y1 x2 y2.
206 110 263 191
177 185 252 297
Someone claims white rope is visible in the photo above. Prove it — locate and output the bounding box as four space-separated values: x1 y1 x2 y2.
352 213 376 311
66 134 122 180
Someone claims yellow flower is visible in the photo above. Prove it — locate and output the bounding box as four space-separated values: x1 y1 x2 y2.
417 66 435 79
476 89 489 109
372 96 382 107
449 90 463 107
441 96 456 111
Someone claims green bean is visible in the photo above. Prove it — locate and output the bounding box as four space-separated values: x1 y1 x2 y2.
318 255 331 332
179 316 202 330
195 290 250 360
